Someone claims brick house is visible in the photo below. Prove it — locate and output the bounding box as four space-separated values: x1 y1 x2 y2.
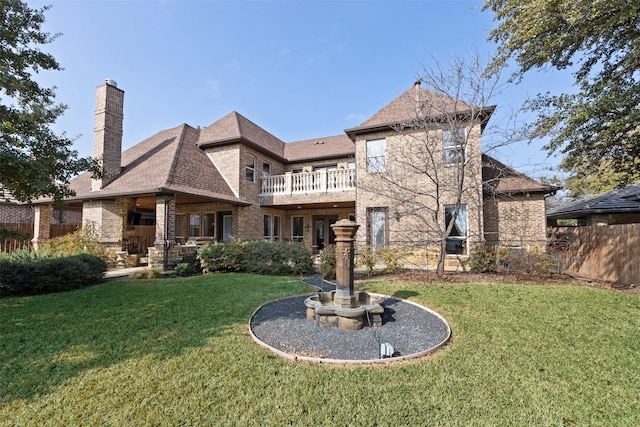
32 80 554 269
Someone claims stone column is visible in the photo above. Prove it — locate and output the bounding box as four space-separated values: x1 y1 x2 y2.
331 219 360 308
32 204 52 250
153 195 176 270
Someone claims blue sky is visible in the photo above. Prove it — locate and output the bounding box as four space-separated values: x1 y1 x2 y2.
30 0 574 179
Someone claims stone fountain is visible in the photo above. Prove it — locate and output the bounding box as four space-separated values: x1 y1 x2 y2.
304 219 385 330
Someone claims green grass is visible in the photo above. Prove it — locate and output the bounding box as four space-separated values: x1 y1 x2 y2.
1 274 638 426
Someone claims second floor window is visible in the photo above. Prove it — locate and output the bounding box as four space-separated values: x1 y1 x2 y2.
246 153 256 182
366 139 386 173
443 128 466 165
263 161 271 177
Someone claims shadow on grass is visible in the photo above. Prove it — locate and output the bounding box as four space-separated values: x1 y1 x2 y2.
0 273 308 405
392 290 420 300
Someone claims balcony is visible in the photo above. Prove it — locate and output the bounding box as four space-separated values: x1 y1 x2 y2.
260 169 356 206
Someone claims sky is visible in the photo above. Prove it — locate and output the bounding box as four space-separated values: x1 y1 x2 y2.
29 0 575 179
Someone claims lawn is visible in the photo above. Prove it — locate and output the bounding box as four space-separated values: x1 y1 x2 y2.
1 273 638 426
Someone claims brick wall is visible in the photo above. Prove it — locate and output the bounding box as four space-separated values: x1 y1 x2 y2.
483 193 548 248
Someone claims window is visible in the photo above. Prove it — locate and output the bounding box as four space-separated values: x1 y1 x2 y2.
443 128 466 165
367 207 387 250
273 216 281 241
263 215 272 240
445 204 468 255
245 153 256 182
175 214 186 242
263 161 271 177
217 212 233 242
366 139 386 172
292 217 304 242
203 212 215 237
189 213 200 237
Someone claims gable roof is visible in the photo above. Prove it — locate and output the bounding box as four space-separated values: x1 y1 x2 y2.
482 154 557 195
547 184 640 219
198 111 286 160
345 82 495 138
63 124 240 203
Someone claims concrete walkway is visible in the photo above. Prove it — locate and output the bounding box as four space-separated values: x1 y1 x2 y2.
104 266 149 279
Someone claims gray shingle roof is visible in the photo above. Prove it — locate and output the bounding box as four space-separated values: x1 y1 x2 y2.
198 111 286 160
345 83 494 138
482 154 557 195
65 124 240 203
285 134 354 162
547 184 640 219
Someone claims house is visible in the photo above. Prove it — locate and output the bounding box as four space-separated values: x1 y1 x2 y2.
32 80 555 269
547 183 640 226
1 191 81 241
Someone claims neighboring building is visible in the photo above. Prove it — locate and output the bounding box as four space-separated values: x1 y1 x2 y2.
1 191 81 236
32 80 555 269
547 184 640 226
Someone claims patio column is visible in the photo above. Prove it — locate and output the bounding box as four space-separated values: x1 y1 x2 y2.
32 204 52 250
153 195 176 269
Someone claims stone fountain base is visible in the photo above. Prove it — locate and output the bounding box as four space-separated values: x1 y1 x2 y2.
304 291 385 330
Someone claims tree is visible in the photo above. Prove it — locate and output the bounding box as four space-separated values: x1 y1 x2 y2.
0 0 97 203
356 53 519 276
484 0 640 197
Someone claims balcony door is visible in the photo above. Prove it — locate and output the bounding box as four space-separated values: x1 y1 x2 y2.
313 215 337 254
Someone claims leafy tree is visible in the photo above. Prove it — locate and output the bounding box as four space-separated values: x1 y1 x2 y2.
484 0 640 195
0 0 98 203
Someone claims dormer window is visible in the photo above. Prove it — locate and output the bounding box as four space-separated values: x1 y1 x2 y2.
443 128 466 165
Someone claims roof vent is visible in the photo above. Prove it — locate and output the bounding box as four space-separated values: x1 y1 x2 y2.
314 140 325 145
105 79 118 87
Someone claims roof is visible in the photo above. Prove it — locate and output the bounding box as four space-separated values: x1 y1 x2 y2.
198 111 286 160
345 82 495 138
547 184 640 219
285 134 354 162
62 124 241 204
482 154 557 195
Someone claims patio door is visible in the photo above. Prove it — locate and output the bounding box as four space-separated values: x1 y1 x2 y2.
312 215 337 253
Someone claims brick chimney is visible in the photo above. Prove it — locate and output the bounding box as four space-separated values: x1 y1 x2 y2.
92 79 124 191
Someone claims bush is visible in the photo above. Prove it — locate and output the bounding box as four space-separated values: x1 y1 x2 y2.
469 244 499 273
319 245 336 280
0 227 30 243
43 223 108 261
356 246 377 278
378 247 405 274
174 252 202 277
131 269 164 280
0 253 107 297
198 240 314 276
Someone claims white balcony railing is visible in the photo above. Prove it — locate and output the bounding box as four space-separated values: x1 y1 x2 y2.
261 169 356 196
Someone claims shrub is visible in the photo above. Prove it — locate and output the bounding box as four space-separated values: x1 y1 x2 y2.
174 252 202 277
0 227 30 243
0 253 107 297
319 244 336 280
131 269 164 280
469 244 499 273
356 246 377 278
43 223 107 260
198 240 314 276
378 247 404 274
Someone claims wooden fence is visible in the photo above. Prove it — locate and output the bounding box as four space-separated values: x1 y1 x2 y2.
548 224 640 285
1 223 80 254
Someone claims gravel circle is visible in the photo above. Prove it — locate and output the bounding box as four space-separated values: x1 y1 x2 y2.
249 278 451 363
